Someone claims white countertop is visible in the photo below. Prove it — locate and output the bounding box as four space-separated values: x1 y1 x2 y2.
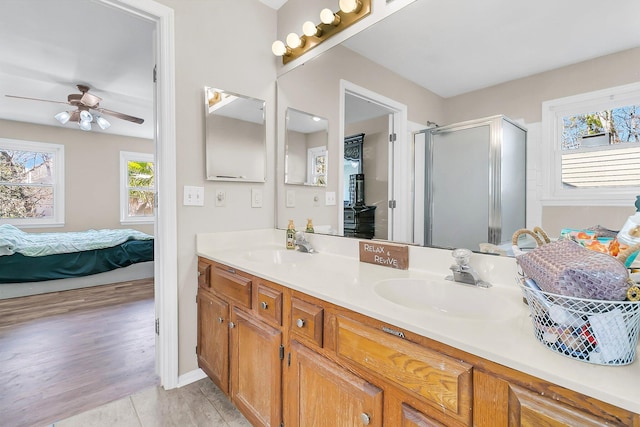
196 229 640 414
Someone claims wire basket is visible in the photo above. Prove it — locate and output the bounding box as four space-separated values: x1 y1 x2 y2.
518 278 640 365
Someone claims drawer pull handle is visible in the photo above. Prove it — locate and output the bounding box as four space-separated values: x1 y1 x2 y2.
360 413 371 425
229 322 236 329
260 301 268 310
227 268 236 274
296 318 305 328
217 317 224 323
197 271 202 277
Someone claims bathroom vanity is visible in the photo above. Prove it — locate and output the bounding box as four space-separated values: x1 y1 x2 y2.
196 229 640 426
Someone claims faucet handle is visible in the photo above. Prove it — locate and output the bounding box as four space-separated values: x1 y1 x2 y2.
451 248 472 266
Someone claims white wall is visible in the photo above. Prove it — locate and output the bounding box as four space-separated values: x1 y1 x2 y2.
0 118 154 235
155 0 277 375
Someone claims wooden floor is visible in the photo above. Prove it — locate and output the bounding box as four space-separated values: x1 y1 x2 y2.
0 279 158 427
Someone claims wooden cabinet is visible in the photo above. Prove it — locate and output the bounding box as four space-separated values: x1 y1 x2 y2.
230 307 282 427
197 257 639 427
286 340 383 427
473 370 635 427
196 289 229 393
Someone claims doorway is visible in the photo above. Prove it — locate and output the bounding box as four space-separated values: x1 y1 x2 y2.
340 80 410 242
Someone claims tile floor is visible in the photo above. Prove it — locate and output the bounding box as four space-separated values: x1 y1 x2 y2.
52 377 251 427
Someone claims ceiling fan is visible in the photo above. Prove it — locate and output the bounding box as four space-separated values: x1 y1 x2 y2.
5 84 144 131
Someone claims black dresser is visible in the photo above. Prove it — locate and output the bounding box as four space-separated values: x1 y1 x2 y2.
344 206 376 239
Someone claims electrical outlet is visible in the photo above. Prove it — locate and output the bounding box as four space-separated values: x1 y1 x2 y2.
215 189 226 207
286 190 295 207
251 188 263 208
184 186 204 206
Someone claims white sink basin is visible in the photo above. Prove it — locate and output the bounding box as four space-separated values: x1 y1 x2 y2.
243 248 313 264
373 278 519 320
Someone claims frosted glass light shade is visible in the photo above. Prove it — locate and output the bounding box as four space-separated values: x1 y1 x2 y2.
271 40 287 56
96 115 111 130
339 0 361 13
320 8 339 25
79 119 92 131
302 21 320 37
54 111 71 124
286 32 302 48
79 110 93 122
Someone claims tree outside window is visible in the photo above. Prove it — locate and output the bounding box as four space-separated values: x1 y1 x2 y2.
120 151 154 224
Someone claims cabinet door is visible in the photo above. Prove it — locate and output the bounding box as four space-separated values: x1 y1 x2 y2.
286 340 383 427
197 290 229 394
474 370 622 427
230 307 282 427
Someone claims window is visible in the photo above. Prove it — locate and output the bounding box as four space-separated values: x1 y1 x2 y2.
0 138 65 227
120 151 155 224
542 82 640 205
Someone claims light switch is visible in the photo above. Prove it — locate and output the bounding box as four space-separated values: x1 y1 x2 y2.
325 191 336 206
251 188 263 208
215 189 226 207
286 190 295 207
184 186 204 206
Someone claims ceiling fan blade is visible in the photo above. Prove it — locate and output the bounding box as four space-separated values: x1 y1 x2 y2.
5 94 70 105
97 108 144 124
80 92 101 108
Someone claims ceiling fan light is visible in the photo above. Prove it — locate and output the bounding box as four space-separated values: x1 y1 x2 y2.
79 110 93 122
79 119 92 131
96 115 111 130
55 111 71 124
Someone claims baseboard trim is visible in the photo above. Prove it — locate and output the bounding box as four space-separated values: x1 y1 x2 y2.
177 368 207 388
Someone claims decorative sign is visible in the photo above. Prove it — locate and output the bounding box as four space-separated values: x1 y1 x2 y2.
359 241 409 270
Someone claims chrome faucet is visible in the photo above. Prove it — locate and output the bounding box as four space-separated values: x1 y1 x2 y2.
294 231 316 253
445 248 491 288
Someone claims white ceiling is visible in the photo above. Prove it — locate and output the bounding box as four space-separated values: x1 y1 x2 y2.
343 0 640 98
2 0 639 139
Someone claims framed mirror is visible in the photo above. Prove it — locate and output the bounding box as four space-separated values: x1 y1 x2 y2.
285 108 329 186
204 87 266 182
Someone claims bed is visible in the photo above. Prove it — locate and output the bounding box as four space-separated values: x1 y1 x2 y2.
0 225 154 298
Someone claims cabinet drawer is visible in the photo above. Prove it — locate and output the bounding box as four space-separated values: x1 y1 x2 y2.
290 297 323 347
197 259 211 289
211 263 252 308
335 317 472 425
254 280 283 326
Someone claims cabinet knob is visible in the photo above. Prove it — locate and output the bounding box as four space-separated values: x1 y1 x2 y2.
218 317 224 323
260 301 268 310
360 413 371 425
197 271 201 277
296 318 305 328
229 322 236 329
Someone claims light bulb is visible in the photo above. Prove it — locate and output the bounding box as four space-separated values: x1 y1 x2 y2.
80 110 93 122
96 116 111 130
55 111 70 124
320 8 340 25
271 40 288 56
302 21 321 37
339 0 361 13
286 32 303 49
79 119 92 131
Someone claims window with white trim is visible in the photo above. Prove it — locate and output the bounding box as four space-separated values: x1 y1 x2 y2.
0 138 65 227
120 151 155 224
542 82 640 205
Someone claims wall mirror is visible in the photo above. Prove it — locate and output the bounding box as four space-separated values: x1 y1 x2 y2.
285 108 329 186
204 86 266 182
275 0 639 253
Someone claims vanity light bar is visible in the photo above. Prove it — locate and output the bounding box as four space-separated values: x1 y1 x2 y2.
272 0 371 65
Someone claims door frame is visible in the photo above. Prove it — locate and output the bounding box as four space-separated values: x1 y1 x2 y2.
339 80 410 242
99 0 178 389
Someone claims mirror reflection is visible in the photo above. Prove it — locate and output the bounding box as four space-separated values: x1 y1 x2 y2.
285 108 329 186
204 87 266 182
275 0 640 253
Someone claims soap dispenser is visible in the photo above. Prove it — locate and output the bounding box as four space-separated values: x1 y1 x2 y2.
305 218 314 233
286 220 296 250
